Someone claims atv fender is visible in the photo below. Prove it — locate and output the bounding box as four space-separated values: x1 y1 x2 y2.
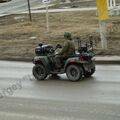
64 57 84 69
34 56 51 74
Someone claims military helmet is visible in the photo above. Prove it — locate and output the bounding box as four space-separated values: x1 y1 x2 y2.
64 32 72 40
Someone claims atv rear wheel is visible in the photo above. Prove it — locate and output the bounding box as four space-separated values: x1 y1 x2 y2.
84 67 95 77
66 65 83 82
33 64 47 80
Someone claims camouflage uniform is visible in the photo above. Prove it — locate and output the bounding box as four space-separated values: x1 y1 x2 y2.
55 32 75 68
58 40 75 57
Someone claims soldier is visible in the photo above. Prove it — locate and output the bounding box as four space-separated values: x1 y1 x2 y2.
55 32 75 68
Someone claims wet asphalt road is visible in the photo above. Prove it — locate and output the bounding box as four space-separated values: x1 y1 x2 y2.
0 60 120 120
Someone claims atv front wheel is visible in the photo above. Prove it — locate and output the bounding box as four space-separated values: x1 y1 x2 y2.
66 65 83 82
33 64 47 80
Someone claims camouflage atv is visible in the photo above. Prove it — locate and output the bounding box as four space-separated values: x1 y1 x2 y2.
32 40 95 82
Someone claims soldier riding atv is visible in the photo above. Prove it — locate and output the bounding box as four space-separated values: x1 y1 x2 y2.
32 33 95 82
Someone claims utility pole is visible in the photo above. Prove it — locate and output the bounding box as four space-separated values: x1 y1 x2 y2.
46 3 49 32
97 0 109 49
99 21 108 49
27 0 32 21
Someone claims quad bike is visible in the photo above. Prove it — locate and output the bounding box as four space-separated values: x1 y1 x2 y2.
32 39 95 82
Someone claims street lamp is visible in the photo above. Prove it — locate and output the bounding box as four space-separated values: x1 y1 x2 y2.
42 0 50 32
27 0 32 21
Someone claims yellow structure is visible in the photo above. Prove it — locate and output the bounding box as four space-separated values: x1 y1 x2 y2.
97 0 109 20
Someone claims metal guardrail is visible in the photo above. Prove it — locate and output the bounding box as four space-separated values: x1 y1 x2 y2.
109 6 120 16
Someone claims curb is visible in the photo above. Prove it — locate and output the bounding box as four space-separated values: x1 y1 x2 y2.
0 56 120 64
95 56 120 64
0 57 32 63
95 60 120 64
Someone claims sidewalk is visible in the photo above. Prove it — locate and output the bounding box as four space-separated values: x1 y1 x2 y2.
95 56 120 64
21 7 97 14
